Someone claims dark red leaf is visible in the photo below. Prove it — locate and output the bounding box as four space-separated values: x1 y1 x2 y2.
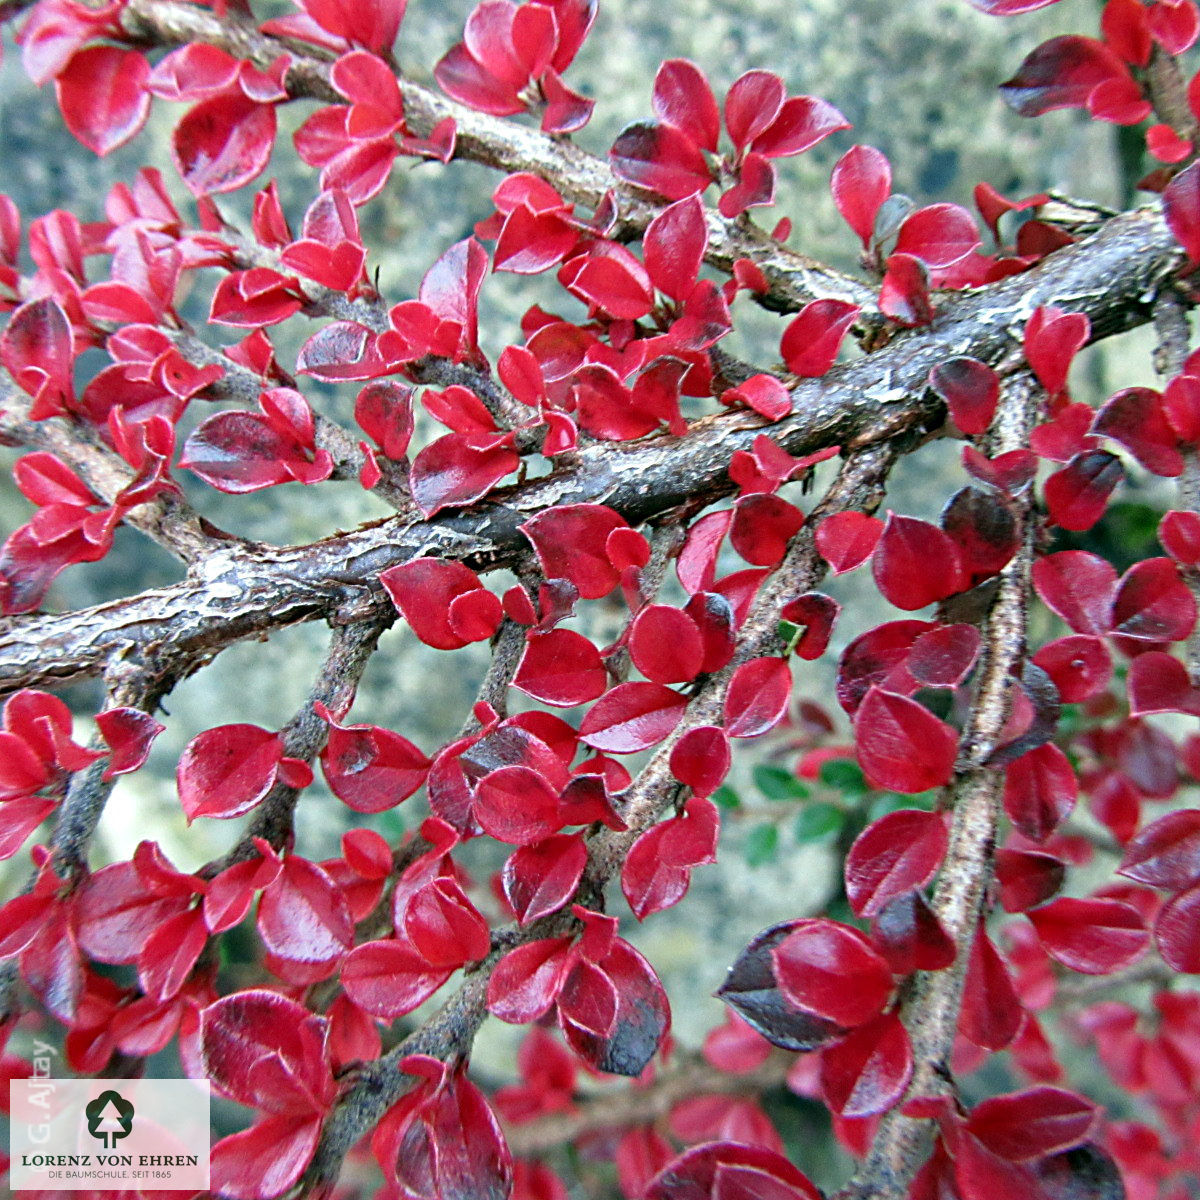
816 511 883 574
1110 557 1197 642
996 848 1066 912
514 628 607 706
1093 386 1184 476
1003 743 1077 842
1044 451 1123 531
1000 36 1130 118
960 924 1023 1050
1164 159 1200 261
929 357 1000 436
1119 808 1200 889
1154 881 1200 970
669 725 731 798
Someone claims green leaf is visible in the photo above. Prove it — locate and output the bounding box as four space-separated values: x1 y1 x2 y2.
868 792 935 819
753 764 809 801
712 784 741 810
794 801 844 843
744 823 779 866
819 758 866 796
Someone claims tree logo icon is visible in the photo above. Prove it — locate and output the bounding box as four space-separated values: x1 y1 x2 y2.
84 1090 135 1149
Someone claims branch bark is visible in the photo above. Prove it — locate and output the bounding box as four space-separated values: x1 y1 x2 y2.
0 207 1180 695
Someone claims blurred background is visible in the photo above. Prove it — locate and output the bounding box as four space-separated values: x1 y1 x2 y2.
0 0 1181 1193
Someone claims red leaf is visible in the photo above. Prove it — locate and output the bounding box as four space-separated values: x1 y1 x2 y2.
1119 808 1200 889
474 764 564 844
724 656 792 738
717 922 848 1051
816 511 883 574
1093 386 1184 476
56 47 150 156
410 432 518 517
752 94 849 158
1044 451 1123 531
487 936 573 1023
1000 36 1131 118
622 797 719 920
1032 635 1112 703
930 357 1000 436
1028 897 1148 974
258 857 353 965
1003 743 1077 842
138 906 207 1002
670 725 732 798
201 989 333 1114
580 682 688 753
610 120 714 200
960 925 1023 1050
1127 650 1200 716
780 299 860 377
1110 557 1197 642
820 1011 913 1118
210 1112 323 1200
173 93 277 196
340 938 452 1018
645 1142 821 1200
381 558 500 650
969 0 1064 12
996 849 1066 912
177 724 284 821
872 514 967 610
502 834 587 925
870 890 955 974
1160 509 1200 565
1025 306 1091 396
1033 551 1117 635
879 252 934 326
629 605 706 684
845 810 949 918
1155 881 1200 971
652 59 720 152
644 194 708 301
831 143 891 247
521 504 627 599
730 494 805 567
967 1087 1097 1162
1164 159 1200 261
319 708 429 812
772 919 893 1027
514 628 607 706
96 707 164 781
854 688 958 794
894 203 980 268
404 876 490 967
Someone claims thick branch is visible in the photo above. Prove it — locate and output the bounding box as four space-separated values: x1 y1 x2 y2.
0 207 1179 694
